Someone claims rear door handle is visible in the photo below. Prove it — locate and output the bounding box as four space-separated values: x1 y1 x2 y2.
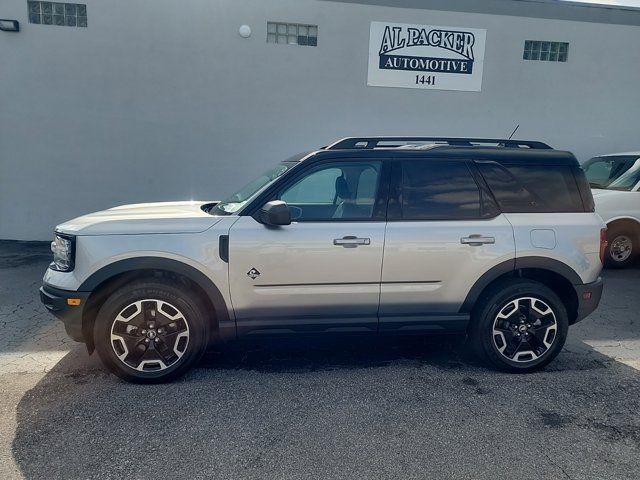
333 236 371 248
461 234 495 246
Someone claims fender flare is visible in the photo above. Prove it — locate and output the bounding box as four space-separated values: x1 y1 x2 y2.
79 257 231 326
460 256 582 313
605 216 640 229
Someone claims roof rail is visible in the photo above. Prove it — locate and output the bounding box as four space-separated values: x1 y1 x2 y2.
324 137 553 150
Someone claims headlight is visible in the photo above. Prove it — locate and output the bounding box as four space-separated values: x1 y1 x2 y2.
50 233 75 272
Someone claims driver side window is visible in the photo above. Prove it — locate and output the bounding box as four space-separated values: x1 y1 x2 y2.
278 161 382 221
281 168 341 205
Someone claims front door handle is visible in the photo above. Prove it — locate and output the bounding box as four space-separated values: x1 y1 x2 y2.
461 234 495 246
333 236 371 248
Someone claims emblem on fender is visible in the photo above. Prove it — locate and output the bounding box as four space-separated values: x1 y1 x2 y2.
247 268 261 279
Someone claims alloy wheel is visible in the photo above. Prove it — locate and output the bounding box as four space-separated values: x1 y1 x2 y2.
492 297 558 363
110 299 190 372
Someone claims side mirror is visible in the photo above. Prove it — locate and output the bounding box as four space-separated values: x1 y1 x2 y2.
255 200 291 226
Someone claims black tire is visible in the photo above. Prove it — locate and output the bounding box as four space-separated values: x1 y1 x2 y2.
94 279 210 383
605 226 636 269
469 279 569 373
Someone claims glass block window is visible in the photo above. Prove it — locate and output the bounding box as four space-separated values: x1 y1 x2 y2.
267 22 317 46
523 41 568 62
28 2 87 27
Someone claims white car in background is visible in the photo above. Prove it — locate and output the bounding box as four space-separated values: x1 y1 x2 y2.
583 152 640 268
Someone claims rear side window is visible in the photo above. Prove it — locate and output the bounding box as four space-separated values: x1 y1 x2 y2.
400 160 483 220
477 162 584 213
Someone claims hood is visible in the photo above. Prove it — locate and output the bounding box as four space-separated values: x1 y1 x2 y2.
56 201 222 236
590 188 629 199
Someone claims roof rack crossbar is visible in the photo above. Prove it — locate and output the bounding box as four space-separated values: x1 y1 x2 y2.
325 137 552 150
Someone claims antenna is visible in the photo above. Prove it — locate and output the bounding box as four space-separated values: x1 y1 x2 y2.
508 124 520 140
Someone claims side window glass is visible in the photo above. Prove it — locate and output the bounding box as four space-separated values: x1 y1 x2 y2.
478 162 583 212
401 160 481 220
475 162 537 211
355 167 378 206
281 168 341 204
279 161 382 221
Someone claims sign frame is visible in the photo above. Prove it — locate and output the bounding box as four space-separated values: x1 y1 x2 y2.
367 21 487 92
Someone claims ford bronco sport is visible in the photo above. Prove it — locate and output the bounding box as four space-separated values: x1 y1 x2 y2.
40 137 606 383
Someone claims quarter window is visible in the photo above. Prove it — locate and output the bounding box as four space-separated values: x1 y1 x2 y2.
400 161 482 220
477 163 584 212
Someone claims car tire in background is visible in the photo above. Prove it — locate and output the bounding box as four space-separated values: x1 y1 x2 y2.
470 279 569 373
94 279 209 383
605 226 637 269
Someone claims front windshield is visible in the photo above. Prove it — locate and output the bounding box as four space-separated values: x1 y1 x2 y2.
608 159 640 191
583 155 640 190
209 163 292 215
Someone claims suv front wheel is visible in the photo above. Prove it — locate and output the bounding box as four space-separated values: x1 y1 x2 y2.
94 279 209 383
470 279 569 372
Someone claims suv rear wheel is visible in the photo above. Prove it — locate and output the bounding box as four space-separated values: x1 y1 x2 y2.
94 279 209 383
470 279 568 372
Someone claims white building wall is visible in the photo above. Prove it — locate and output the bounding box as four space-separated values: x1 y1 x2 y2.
1 0 639 239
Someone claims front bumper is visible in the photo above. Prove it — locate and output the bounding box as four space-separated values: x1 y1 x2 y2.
39 284 91 342
573 276 604 324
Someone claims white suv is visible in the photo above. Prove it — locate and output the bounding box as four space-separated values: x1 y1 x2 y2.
40 137 606 383
583 152 640 268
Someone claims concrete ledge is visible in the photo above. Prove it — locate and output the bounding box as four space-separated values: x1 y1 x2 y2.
330 0 640 25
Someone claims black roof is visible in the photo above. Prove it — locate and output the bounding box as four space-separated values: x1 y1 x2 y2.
298 137 580 166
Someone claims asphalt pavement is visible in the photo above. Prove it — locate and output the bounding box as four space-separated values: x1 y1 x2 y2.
1 240 639 480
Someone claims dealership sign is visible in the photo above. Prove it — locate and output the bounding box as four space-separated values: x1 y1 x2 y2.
367 21 486 91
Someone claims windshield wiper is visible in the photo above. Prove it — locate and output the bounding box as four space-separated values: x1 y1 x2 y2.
589 182 605 189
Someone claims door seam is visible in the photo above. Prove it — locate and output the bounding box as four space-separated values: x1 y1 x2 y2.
376 220 388 333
